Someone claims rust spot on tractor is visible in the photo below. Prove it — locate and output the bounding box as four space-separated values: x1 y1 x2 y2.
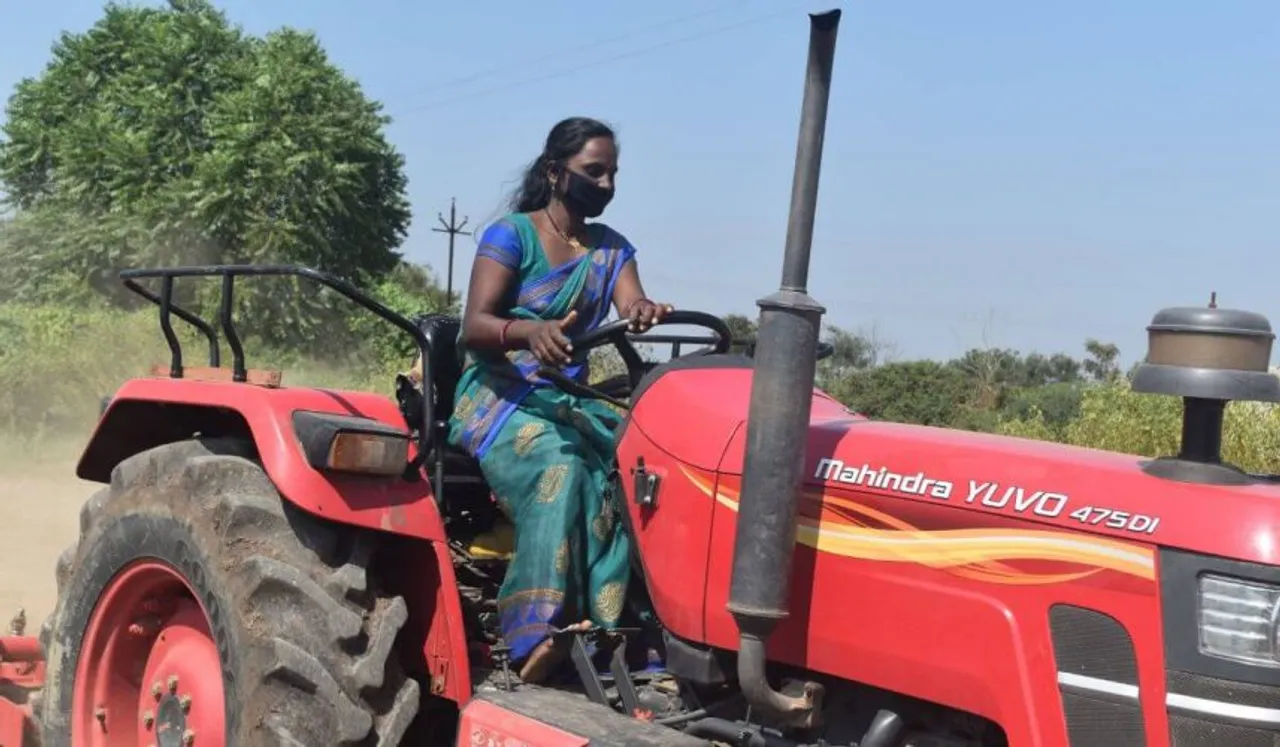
429 653 449 695
148 364 283 388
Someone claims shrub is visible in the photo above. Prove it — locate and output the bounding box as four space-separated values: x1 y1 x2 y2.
997 380 1280 474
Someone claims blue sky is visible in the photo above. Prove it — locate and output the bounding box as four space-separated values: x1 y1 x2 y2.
2 1 1276 362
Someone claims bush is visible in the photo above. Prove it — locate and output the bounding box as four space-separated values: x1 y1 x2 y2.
836 360 973 427
0 300 416 447
0 305 179 438
997 380 1280 474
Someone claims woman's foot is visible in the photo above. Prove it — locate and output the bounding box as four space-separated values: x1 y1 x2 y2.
519 620 593 683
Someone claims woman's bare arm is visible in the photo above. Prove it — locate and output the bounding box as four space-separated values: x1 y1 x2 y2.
461 257 536 350
612 260 671 331
409 258 525 384
612 260 647 318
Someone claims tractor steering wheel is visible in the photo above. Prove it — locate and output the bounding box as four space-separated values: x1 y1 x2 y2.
536 310 733 407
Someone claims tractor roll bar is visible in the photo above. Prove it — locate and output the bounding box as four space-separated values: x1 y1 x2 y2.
119 264 434 457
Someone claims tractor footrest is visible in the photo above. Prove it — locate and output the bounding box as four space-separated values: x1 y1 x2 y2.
554 627 645 717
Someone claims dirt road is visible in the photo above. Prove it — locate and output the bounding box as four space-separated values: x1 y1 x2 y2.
0 464 91 630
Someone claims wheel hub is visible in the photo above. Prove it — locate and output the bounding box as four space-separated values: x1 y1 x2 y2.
154 694 188 747
71 560 225 747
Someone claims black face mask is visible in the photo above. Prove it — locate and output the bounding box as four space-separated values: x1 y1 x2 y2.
559 169 613 218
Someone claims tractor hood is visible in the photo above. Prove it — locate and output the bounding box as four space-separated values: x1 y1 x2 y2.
627 360 1280 568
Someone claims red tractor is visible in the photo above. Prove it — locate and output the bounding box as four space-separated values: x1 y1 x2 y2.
2 8 1277 746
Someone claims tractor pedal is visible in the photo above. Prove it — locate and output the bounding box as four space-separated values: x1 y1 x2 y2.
553 627 646 716
607 643 643 717
564 631 611 707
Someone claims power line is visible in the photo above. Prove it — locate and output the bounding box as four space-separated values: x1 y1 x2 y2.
397 0 766 101
393 3 814 116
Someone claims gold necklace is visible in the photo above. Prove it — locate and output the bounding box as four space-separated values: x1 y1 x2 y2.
545 209 587 255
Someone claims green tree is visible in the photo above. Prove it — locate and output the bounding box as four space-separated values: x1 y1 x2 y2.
723 313 757 352
838 360 972 427
1021 352 1084 385
0 0 410 351
947 347 1086 410
998 381 1085 436
1083 338 1122 382
813 324 892 393
346 261 456 371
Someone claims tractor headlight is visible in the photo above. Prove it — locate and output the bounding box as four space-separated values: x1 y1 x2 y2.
1199 574 1280 667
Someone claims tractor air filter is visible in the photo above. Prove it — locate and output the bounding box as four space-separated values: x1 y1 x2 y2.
1132 306 1280 404
1132 305 1280 484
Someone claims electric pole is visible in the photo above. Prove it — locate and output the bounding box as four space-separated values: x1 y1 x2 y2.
432 197 471 306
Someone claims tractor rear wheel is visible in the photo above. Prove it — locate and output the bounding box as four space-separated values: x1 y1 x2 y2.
38 438 421 746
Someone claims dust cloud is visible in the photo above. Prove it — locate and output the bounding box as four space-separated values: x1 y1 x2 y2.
0 445 95 632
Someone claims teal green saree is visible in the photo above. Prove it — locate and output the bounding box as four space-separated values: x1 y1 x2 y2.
446 212 636 665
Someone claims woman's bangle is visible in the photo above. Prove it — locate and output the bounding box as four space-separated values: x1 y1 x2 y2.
499 319 518 348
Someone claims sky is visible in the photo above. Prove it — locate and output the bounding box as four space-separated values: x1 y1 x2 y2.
1 0 1277 363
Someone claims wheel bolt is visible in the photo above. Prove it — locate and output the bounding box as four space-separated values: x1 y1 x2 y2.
127 615 161 636
151 682 163 699
182 729 195 745
167 674 179 693
179 695 192 712
142 710 154 728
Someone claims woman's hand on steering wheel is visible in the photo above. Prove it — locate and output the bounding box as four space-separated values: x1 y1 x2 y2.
530 309 578 366
626 299 675 333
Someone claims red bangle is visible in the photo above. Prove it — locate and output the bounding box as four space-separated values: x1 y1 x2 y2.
500 319 517 348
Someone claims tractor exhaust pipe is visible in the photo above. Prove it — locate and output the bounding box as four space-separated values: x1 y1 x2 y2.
726 7 840 731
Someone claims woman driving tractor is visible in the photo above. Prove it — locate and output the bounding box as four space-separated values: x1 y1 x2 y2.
414 116 672 683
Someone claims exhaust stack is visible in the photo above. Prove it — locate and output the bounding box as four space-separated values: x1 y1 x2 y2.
726 8 840 730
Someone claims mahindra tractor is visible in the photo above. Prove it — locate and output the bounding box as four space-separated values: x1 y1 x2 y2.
2 8 1278 747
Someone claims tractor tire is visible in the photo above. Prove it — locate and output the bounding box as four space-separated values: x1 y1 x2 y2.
37 437 421 746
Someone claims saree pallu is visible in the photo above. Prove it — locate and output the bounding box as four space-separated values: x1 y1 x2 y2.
446 212 636 664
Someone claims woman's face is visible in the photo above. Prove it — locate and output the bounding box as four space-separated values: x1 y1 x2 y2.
552 135 618 219
563 136 617 193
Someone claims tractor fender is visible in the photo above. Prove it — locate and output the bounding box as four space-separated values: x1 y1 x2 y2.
77 377 476 701
77 376 446 542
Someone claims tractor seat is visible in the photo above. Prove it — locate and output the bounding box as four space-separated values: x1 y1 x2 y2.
408 313 485 482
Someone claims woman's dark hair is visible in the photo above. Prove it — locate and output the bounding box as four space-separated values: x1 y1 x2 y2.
508 117 616 213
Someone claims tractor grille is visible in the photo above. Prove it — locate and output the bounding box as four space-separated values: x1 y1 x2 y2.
1049 604 1148 747
1166 670 1280 747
